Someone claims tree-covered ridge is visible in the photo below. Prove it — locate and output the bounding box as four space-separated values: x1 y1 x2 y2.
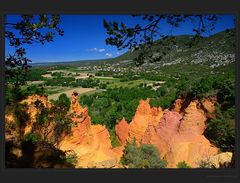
103 15 234 65
110 28 235 67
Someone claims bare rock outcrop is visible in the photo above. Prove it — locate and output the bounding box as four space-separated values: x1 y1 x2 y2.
178 101 207 135
60 124 118 168
58 91 119 168
153 101 218 167
115 117 129 144
209 152 233 168
201 96 217 119
8 93 231 168
69 91 85 115
125 99 219 168
172 99 183 113
128 98 163 144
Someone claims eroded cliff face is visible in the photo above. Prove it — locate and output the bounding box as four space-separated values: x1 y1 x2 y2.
153 105 218 167
116 98 219 168
58 91 119 168
127 99 163 144
115 118 129 144
6 93 230 168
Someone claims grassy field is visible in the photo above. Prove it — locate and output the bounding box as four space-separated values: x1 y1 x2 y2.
95 76 116 80
78 89 105 97
48 87 97 100
107 79 156 88
44 86 71 95
26 81 45 85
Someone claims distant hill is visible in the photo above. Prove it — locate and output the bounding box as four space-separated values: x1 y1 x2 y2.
32 28 235 68
30 58 112 67
111 28 235 68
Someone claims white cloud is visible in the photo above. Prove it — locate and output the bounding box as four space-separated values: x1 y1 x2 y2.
89 48 106 52
106 53 113 57
116 51 120 55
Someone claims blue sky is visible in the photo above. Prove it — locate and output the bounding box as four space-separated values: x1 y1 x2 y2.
5 14 235 63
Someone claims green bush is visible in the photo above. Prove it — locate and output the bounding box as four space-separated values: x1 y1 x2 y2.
50 95 72 144
24 85 46 96
55 93 71 111
74 78 100 88
65 151 78 166
120 141 167 168
156 86 167 97
109 129 121 148
177 161 191 168
205 106 235 152
35 105 49 126
13 103 30 131
45 76 75 86
26 68 47 81
23 132 41 143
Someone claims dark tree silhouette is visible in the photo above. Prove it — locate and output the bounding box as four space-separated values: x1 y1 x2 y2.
104 15 219 65
5 14 64 100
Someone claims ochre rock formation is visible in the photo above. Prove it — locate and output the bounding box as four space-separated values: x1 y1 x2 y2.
172 99 183 113
201 96 217 119
128 98 163 144
69 91 85 115
115 117 129 144
142 109 183 157
201 96 217 114
178 101 207 135
114 98 221 168
58 92 119 168
5 113 19 141
19 94 52 135
60 124 118 168
20 94 52 108
126 99 219 168
9 93 232 168
155 101 217 167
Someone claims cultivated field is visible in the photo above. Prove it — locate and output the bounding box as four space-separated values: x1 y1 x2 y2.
48 87 96 100
107 79 157 88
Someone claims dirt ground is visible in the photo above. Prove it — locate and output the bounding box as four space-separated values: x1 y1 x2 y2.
41 74 52 78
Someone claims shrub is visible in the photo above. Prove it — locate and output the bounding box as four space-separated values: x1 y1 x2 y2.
45 76 75 86
23 132 41 143
205 115 235 152
120 141 167 168
65 151 78 166
13 103 30 137
156 86 167 97
177 161 191 168
109 129 121 148
197 158 213 168
55 93 71 111
99 83 107 89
